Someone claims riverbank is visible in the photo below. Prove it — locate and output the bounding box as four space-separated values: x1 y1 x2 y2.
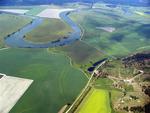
3 8 81 48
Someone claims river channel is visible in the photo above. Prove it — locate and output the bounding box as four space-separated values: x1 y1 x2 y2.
4 11 81 48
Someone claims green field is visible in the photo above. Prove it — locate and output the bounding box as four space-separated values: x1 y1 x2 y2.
75 89 111 113
70 6 150 57
52 40 106 75
25 18 72 43
94 78 114 90
58 41 104 64
0 14 32 48
0 48 87 113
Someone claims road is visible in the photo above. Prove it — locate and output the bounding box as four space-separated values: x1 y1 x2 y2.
66 60 106 113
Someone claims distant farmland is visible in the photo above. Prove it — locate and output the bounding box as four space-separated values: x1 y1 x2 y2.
70 5 150 57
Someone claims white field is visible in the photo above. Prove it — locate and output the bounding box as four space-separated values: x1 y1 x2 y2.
37 8 74 19
96 27 116 32
0 75 33 113
0 9 29 14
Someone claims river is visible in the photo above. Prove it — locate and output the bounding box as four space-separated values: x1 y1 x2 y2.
3 10 81 48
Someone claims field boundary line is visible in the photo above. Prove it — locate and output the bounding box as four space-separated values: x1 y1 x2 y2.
65 60 106 113
47 48 89 79
0 47 9 51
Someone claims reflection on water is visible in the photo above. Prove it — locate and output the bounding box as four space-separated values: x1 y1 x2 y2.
88 58 108 72
5 11 81 48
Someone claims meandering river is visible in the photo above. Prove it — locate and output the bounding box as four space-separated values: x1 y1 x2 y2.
3 10 81 48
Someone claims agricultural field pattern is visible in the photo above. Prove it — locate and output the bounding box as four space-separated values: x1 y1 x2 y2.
0 1 149 113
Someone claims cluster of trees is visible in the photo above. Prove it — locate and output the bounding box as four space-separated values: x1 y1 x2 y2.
142 85 150 97
122 52 150 70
